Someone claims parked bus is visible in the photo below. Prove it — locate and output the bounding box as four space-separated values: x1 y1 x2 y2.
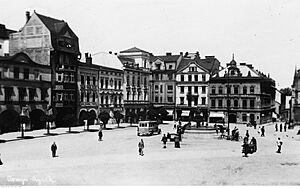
137 121 161 136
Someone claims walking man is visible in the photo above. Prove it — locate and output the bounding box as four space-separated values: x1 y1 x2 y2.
138 139 144 156
280 123 283 132
250 137 257 153
161 134 167 148
98 130 103 141
284 124 287 132
276 137 283 153
261 126 265 137
275 123 278 132
51 142 57 158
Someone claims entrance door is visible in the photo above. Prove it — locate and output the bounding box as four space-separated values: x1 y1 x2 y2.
229 113 237 123
250 114 255 123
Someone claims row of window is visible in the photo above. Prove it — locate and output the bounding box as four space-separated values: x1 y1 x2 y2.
180 86 206 94
155 96 174 103
126 75 147 86
179 97 206 106
153 73 173 81
210 99 256 108
26 26 43 35
180 74 206 82
154 85 174 93
3 87 48 102
154 63 174 70
55 92 75 102
57 73 75 83
100 78 122 89
211 85 255 95
126 92 148 101
81 75 97 85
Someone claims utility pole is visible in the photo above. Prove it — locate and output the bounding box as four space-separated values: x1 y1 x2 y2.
227 70 230 136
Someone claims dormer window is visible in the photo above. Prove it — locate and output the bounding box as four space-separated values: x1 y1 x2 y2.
155 63 161 70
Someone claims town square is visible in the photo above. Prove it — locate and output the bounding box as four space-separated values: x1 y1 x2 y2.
1 0 300 186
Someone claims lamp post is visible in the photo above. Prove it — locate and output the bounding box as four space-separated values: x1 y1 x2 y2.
226 71 230 136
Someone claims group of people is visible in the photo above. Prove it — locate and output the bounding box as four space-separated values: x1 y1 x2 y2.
242 131 257 157
231 126 240 141
275 123 287 132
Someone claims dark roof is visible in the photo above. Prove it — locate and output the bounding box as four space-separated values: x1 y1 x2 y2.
152 55 181 62
177 56 220 74
118 56 135 63
0 24 16 39
120 47 150 54
36 13 66 34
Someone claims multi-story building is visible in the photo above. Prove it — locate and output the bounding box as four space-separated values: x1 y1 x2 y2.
150 52 183 119
291 69 300 125
208 57 275 124
0 24 16 56
77 53 99 125
9 11 80 126
0 52 51 133
118 47 151 123
94 52 124 115
176 52 220 121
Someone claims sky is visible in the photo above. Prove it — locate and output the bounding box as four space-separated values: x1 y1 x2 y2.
1 0 300 89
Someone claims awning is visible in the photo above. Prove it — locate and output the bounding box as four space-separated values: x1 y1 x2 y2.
181 110 190 116
209 112 225 118
167 110 173 115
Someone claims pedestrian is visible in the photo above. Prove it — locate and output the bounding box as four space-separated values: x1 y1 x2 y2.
138 139 144 156
250 137 257 153
280 124 282 132
173 123 176 129
245 130 249 138
276 137 283 153
98 130 103 141
0 154 3 165
275 123 278 132
261 126 265 137
51 142 57 158
284 124 287 132
253 122 257 129
161 134 167 148
174 136 180 148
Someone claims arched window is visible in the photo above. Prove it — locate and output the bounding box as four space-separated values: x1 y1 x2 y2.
234 99 239 108
218 86 223 94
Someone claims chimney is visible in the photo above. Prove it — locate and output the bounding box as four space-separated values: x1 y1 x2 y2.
26 11 31 23
85 53 92 64
166 52 172 56
196 51 200 57
109 51 112 54
180 52 183 55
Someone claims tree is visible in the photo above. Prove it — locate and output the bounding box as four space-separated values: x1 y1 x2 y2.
147 107 168 123
98 111 110 129
114 111 124 127
280 87 292 96
40 114 55 135
63 114 77 132
137 110 146 121
126 111 137 126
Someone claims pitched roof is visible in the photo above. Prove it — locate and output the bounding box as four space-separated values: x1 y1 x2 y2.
120 47 150 54
0 24 16 39
91 52 123 70
0 52 50 68
152 55 181 62
35 13 66 34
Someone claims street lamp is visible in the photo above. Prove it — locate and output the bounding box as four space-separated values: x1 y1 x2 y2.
226 70 230 137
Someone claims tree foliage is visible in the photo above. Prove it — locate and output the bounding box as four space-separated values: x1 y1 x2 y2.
280 87 292 96
98 111 111 128
114 111 124 127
